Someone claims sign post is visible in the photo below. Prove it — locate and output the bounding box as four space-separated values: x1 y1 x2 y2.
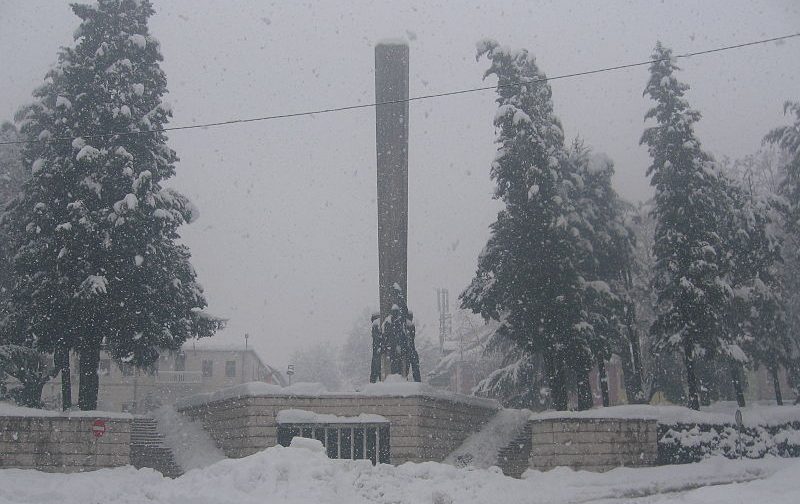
92 419 107 438
734 409 743 459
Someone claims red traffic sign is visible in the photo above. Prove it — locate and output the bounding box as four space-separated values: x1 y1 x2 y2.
92 419 107 438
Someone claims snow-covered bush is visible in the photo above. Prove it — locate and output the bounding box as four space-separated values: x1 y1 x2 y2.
658 421 800 463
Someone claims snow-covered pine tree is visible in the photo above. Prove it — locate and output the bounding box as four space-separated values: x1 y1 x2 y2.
0 122 27 306
568 142 643 406
764 101 800 401
2 0 223 410
640 42 734 410
715 173 781 406
461 41 584 410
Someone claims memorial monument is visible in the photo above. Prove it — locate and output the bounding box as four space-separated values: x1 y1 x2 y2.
372 41 419 382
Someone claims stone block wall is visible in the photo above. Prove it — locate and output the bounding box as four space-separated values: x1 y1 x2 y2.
529 418 657 472
0 415 131 472
177 394 498 464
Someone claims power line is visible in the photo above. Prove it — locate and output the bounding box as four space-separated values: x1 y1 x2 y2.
1 31 798 147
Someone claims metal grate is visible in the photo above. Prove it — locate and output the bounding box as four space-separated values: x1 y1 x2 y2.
277 422 390 465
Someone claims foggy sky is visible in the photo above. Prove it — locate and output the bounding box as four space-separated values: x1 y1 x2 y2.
1 0 799 373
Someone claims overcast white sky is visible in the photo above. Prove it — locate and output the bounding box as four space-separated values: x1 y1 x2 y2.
1 0 798 373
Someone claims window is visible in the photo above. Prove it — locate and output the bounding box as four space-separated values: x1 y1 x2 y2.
202 360 213 378
225 360 236 377
98 359 111 376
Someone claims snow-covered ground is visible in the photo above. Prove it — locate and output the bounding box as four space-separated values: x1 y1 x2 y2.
0 438 797 504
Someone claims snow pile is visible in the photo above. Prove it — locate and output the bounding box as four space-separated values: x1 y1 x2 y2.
445 408 531 469
151 406 225 472
277 409 387 424
0 446 798 504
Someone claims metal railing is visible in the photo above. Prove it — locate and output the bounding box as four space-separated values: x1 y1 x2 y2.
277 422 390 464
155 370 202 384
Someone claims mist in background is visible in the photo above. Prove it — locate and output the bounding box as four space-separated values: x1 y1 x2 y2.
1 0 798 371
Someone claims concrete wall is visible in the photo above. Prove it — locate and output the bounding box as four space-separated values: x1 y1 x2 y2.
529 418 658 472
178 394 498 465
0 415 131 472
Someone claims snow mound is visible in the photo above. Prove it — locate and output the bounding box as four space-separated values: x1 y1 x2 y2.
0 446 797 504
289 437 325 453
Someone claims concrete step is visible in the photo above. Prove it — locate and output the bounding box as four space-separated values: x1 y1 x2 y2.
130 418 183 478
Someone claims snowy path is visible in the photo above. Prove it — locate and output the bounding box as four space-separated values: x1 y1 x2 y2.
0 444 797 504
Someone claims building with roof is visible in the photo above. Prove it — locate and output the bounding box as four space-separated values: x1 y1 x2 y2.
39 343 285 414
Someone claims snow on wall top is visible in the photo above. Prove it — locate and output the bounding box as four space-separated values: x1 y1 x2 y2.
0 401 135 419
276 409 387 425
375 38 409 46
529 403 800 427
175 375 500 410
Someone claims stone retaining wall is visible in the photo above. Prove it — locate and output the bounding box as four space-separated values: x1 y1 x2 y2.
177 394 499 464
0 415 132 472
529 418 658 472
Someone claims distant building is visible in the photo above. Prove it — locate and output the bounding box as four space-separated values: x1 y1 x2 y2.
40 344 285 414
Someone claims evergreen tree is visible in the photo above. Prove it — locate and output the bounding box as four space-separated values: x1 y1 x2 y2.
640 42 734 410
721 172 786 406
1 0 222 410
764 101 800 401
0 123 27 301
625 201 687 404
461 40 585 410
569 144 643 406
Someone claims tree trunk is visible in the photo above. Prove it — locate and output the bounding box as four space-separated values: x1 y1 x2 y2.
55 346 72 411
576 368 594 411
731 363 746 408
684 348 700 411
78 348 100 411
598 359 610 407
622 303 646 403
546 354 568 411
770 367 783 406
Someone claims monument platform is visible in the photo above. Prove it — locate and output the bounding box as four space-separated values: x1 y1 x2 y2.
174 379 500 465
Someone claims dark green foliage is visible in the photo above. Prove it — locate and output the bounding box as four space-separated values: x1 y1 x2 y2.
461 41 586 410
641 42 736 410
1 0 223 409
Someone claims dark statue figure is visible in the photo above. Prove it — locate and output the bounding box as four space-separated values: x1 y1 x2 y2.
369 312 382 383
406 311 421 382
371 285 421 382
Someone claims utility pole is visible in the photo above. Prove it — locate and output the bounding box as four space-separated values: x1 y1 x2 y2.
436 288 452 354
243 333 249 384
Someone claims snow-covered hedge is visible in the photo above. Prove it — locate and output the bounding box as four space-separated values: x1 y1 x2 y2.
658 421 800 463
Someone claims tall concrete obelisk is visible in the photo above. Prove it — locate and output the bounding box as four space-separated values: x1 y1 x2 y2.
375 42 409 379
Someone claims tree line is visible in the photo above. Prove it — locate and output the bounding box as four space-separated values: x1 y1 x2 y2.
462 40 800 411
